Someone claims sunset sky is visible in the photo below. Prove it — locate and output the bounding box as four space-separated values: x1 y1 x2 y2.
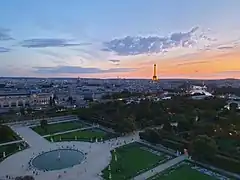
0 0 240 79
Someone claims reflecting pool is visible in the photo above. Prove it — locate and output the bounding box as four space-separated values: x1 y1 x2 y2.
32 149 84 171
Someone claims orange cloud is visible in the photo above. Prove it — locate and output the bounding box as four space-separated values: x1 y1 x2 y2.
120 48 240 79
64 48 240 79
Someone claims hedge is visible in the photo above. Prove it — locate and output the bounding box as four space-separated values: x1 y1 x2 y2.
161 139 187 152
198 154 240 174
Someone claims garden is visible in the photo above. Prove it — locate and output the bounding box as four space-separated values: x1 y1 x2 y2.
0 142 27 162
0 125 21 143
31 120 87 135
102 142 170 180
148 162 231 180
46 128 115 142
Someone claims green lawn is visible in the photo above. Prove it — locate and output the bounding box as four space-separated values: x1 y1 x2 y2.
31 121 86 135
0 125 21 143
148 164 221 180
102 143 167 180
0 142 27 162
46 128 112 142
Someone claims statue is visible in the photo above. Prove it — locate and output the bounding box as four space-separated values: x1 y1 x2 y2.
114 154 118 162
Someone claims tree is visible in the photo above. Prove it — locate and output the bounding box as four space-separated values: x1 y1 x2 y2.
190 135 218 160
15 177 23 180
49 96 53 107
140 129 161 143
177 116 191 132
68 96 73 105
20 108 25 116
40 119 48 130
229 102 238 112
26 108 32 114
23 176 34 180
116 115 136 133
163 121 172 131
8 108 15 114
15 176 34 180
193 122 215 136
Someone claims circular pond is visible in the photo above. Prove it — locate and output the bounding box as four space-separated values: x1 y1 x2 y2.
32 149 84 171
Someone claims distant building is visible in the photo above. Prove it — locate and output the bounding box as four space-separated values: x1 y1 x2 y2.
83 92 94 101
0 93 51 108
224 100 240 110
188 85 213 100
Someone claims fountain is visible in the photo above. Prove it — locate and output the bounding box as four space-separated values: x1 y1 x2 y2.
57 151 61 161
32 149 84 171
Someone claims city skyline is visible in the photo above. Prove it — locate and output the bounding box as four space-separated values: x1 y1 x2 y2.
0 0 240 79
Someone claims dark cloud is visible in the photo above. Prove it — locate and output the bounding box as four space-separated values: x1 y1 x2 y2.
109 59 120 63
0 28 14 41
0 47 11 53
103 26 214 56
20 38 91 48
217 46 235 50
33 66 136 74
176 60 209 66
218 70 240 74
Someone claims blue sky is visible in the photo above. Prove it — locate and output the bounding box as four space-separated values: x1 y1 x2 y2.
0 0 240 78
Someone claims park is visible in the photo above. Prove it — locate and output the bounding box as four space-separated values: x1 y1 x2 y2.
0 96 240 180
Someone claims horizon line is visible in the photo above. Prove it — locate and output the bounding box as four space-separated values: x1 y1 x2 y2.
0 76 239 81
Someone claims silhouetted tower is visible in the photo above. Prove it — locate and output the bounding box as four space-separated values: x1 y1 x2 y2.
152 64 158 81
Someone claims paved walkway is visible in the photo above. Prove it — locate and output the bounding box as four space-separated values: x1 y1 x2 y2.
10 126 51 149
107 132 140 150
133 155 187 180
